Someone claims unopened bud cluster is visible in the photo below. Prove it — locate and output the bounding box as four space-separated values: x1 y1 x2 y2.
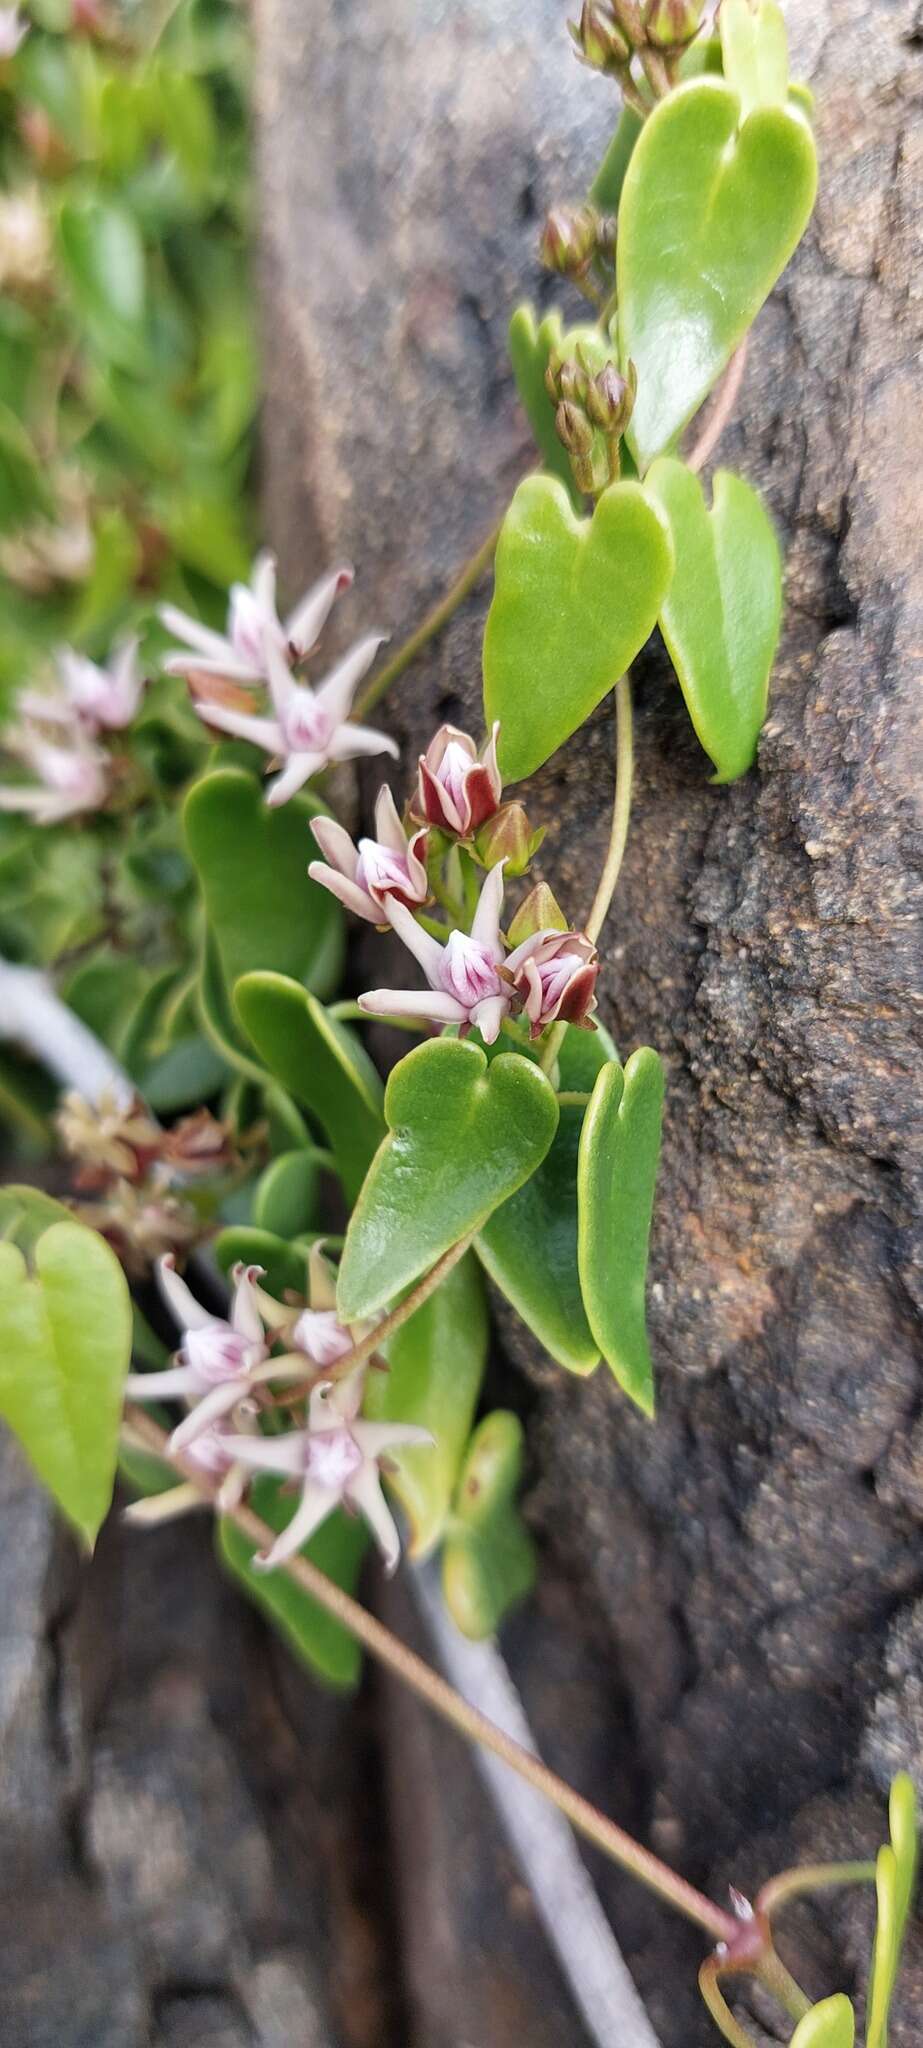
545 345 637 495
569 0 704 77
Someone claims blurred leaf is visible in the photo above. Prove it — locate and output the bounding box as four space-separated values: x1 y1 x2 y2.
235 973 385 1207
57 195 148 371
161 491 251 584
442 1413 536 1639
68 506 143 642
155 62 217 196
218 1482 368 1690
0 404 55 534
866 1772 919 2048
140 1032 229 1112
252 1149 323 1239
364 1249 488 1559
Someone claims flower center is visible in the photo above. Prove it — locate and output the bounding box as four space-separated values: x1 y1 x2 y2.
355 839 412 900
291 1308 354 1367
436 739 473 816
305 1425 363 1491
184 1322 256 1386
440 931 502 1009
280 687 331 754
229 586 270 669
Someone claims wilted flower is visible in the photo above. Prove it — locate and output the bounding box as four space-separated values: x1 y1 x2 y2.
359 861 513 1042
20 640 145 735
58 1086 162 1183
0 7 28 58
77 1180 201 1273
124 1258 272 1452
223 1365 432 1572
309 783 429 923
413 723 502 837
0 724 109 823
508 928 599 1037
191 631 396 807
159 1108 239 1179
0 187 50 291
160 552 353 687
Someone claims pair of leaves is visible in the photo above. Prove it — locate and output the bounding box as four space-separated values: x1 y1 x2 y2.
442 1413 536 1639
789 1772 918 2048
0 1188 131 1546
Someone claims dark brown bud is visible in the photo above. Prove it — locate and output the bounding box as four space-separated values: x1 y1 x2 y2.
555 400 595 460
539 204 600 279
584 362 636 435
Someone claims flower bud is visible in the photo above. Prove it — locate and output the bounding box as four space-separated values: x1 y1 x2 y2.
584 362 636 436
474 802 545 878
643 0 703 47
507 882 569 947
555 400 595 461
413 722 502 838
539 204 599 280
568 1 631 70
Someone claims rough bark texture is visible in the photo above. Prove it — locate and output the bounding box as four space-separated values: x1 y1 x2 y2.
1 4 921 2046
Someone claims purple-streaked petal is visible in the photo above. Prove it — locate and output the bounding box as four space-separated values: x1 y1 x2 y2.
384 894 445 982
313 633 386 727
503 928 566 973
284 565 353 653
157 1255 212 1332
346 1463 402 1573
123 1365 197 1400
308 861 378 922
170 1379 246 1451
254 1480 336 1570
265 751 322 806
470 861 505 954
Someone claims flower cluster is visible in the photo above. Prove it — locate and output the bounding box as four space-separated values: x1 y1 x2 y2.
125 1250 431 1571
0 642 145 822
310 719 599 1044
59 1088 242 1274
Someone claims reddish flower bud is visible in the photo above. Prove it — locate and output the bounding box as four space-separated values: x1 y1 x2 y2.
413 722 502 838
539 204 600 279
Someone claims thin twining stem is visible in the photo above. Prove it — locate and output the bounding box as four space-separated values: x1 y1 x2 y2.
354 514 504 719
122 1403 737 1949
687 336 750 476
758 1860 877 1919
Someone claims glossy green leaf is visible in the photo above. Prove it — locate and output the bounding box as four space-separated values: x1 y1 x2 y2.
252 1149 323 1239
441 1413 536 1639
141 1033 229 1112
214 1225 310 1299
577 1048 665 1415
590 104 644 210
507 307 619 506
646 458 781 782
790 1998 855 2048
184 766 344 1000
363 1250 487 1558
234 972 385 1206
56 197 148 371
199 926 267 1084
720 0 789 119
617 79 817 472
0 1221 131 1545
218 1481 368 1690
477 1023 619 1375
483 473 674 783
866 1772 918 2048
337 1039 559 1323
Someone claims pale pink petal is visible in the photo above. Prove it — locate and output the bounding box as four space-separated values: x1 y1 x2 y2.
313 633 387 727
308 862 379 921
357 988 463 1023
373 783 407 854
123 1364 198 1400
503 928 565 973
284 565 353 652
309 814 359 880
158 605 237 663
162 652 264 682
157 1255 213 1331
352 1421 434 1458
470 861 506 954
384 894 445 982
325 1365 365 1425
251 550 278 617
265 751 323 806
254 1480 337 1570
223 1433 308 1475
347 1463 402 1573
230 1264 265 1343
264 632 297 717
472 992 509 1043
170 1379 247 1451
327 723 400 765
194 702 282 750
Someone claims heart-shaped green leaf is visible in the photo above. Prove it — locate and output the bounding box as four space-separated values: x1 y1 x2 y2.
866 1772 918 2048
790 1998 855 2048
218 1482 368 1690
483 473 673 783
577 1048 665 1415
441 1412 536 1639
252 1148 324 1239
234 971 385 1207
646 458 781 782
363 1249 487 1558
507 306 620 507
337 1038 559 1323
0 1220 132 1545
617 78 817 472
184 766 344 1001
477 1023 619 1375
720 0 789 119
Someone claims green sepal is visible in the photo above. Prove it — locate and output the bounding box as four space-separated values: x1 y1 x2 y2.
477 1023 619 1375
577 1048 665 1415
0 1219 131 1546
363 1250 488 1558
441 1413 536 1639
617 78 818 472
483 472 673 783
218 1481 368 1690
646 458 781 782
234 972 385 1206
336 1038 559 1323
